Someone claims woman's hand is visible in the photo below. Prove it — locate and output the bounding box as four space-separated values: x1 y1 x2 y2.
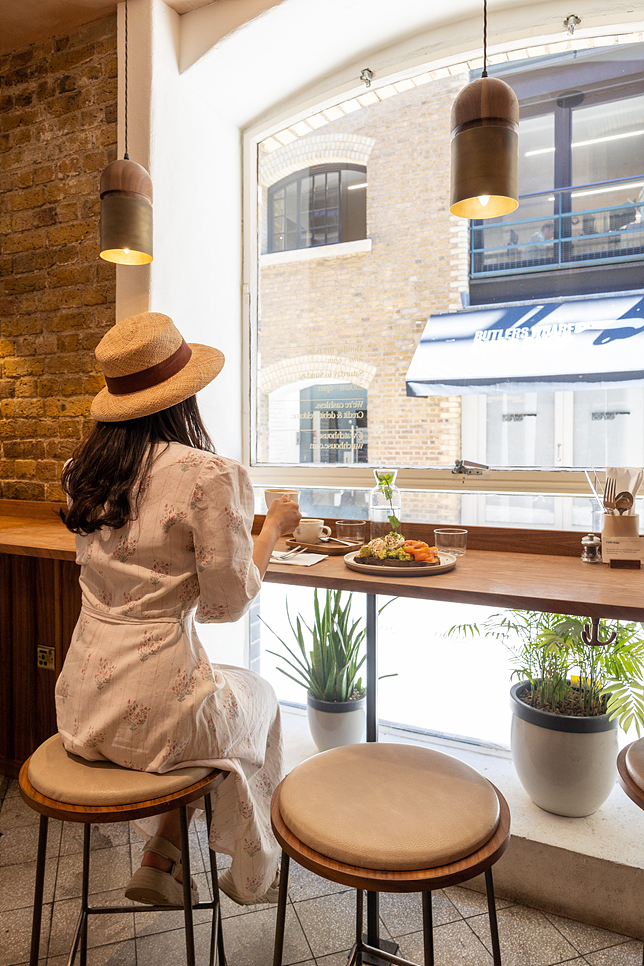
264 494 302 537
252 495 302 578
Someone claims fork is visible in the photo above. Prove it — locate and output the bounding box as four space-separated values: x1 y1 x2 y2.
271 545 304 561
603 476 616 514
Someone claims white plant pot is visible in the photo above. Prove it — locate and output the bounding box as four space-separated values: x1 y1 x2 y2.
510 681 619 817
306 693 366 752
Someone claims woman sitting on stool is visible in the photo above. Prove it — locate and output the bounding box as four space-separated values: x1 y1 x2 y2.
56 311 301 907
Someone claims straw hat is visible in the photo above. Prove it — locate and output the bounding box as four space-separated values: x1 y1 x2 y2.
91 312 225 422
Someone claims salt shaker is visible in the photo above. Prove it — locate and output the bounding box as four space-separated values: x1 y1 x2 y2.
581 533 602 563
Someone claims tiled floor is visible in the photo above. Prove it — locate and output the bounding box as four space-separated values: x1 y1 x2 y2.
1 773 642 966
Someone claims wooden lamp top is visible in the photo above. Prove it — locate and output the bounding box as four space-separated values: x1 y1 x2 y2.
451 76 519 133
100 159 153 204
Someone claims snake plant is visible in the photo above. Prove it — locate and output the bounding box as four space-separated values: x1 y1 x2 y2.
263 588 393 702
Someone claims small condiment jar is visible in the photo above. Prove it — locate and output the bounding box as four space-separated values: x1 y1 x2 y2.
581 533 602 563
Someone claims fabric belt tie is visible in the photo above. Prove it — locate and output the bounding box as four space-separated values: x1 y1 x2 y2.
80 602 193 625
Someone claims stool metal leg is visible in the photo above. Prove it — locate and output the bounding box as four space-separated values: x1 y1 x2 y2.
272 852 290 966
350 889 364 966
422 892 434 966
67 824 91 966
204 793 225 966
485 868 502 966
29 814 49 966
180 805 196 966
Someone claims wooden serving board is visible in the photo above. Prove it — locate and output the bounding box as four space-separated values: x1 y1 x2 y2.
286 537 361 555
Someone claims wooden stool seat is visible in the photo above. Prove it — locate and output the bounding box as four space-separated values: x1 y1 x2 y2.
19 734 227 966
279 743 501 871
624 738 644 794
272 743 510 966
25 734 214 813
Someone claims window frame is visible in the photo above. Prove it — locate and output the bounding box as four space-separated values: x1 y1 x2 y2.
242 35 644 501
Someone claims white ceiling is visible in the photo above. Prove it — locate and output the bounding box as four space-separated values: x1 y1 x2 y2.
0 0 216 55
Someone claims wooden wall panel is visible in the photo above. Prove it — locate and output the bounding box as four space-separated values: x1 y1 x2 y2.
1 553 81 777
0 553 13 769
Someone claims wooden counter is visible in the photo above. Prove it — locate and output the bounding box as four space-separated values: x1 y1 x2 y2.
265 541 644 622
1 500 643 777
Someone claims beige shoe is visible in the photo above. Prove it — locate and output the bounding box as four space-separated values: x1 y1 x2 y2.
125 835 199 906
218 868 280 906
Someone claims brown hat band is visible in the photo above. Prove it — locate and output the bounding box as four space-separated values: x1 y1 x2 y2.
104 340 193 395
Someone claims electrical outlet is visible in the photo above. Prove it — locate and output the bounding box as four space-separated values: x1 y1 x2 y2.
37 646 56 671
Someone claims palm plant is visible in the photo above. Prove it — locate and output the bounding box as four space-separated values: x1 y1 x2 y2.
448 611 644 736
263 589 393 702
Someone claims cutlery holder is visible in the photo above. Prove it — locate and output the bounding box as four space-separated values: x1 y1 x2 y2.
602 514 639 539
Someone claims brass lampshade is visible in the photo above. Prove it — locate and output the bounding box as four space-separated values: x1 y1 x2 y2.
99 159 153 264
450 75 519 219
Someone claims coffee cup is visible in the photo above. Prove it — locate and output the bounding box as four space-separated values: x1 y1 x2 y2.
264 488 300 510
293 518 331 543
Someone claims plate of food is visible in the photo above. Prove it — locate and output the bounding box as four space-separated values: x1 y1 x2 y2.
344 533 457 576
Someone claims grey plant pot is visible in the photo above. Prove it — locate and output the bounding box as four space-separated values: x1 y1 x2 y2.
306 693 366 752
510 681 618 817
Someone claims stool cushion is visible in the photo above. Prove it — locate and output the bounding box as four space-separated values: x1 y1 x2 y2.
27 735 213 806
626 738 644 794
279 743 500 871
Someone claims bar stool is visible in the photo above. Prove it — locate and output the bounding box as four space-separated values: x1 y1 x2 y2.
271 742 510 966
616 738 644 966
19 734 227 966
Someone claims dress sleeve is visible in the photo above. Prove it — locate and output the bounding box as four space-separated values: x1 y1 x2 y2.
187 456 262 623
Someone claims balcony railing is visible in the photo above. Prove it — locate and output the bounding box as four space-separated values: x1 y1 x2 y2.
470 176 644 278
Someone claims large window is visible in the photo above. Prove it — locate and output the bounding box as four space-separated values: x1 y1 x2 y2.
249 31 644 754
267 164 367 252
251 39 644 478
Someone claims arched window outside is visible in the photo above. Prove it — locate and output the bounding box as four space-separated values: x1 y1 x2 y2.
268 164 367 253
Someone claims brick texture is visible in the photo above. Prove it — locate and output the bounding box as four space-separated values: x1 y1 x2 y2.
0 15 116 502
258 76 469 481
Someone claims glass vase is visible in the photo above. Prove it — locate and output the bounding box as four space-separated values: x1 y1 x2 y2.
369 469 401 540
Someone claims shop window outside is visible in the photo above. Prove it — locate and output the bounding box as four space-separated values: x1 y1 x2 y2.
253 42 644 480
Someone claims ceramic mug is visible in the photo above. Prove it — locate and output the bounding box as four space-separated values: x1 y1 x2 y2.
293 518 331 543
264 488 300 509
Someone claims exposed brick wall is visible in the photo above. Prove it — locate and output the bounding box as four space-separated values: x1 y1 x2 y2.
0 15 117 502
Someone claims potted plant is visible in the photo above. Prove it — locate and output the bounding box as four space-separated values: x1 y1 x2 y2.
263 588 393 751
448 611 644 817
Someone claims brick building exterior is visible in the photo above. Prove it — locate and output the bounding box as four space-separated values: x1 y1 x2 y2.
0 15 117 502
257 71 469 471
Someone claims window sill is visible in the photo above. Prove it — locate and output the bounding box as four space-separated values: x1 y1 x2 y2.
260 238 372 266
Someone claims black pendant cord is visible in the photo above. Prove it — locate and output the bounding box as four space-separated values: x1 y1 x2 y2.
124 0 129 159
481 0 488 77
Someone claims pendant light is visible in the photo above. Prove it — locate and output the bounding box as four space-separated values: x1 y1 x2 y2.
449 0 519 219
99 0 153 264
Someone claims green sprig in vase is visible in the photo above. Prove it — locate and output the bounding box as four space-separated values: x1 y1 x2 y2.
369 469 402 540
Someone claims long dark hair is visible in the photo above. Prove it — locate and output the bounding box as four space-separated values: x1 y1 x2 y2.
62 396 216 534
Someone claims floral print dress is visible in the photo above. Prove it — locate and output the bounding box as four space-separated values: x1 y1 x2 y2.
56 442 282 901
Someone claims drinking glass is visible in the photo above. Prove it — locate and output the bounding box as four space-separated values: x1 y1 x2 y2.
336 520 366 543
434 528 468 556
